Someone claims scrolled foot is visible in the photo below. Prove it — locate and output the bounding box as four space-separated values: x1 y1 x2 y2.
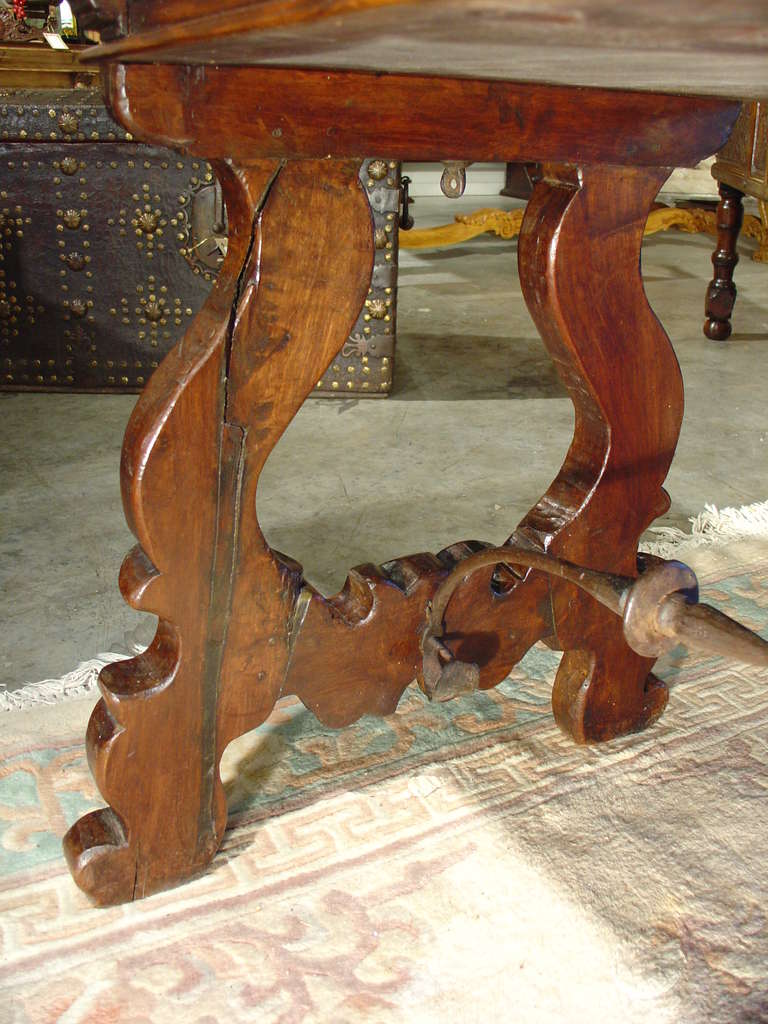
63 803 223 906
552 645 668 745
62 809 136 907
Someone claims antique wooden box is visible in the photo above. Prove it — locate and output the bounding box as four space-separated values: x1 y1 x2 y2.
0 66 399 395
712 100 767 203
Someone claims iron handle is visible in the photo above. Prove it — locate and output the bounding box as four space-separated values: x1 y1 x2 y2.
420 546 768 702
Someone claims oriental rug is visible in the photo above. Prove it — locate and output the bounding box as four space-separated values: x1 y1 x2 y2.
1 517 767 1023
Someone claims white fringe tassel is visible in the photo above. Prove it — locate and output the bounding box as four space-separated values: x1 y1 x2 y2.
3 501 767 714
0 647 143 714
641 499 768 559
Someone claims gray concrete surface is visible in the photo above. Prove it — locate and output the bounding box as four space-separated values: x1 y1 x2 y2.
1 198 767 692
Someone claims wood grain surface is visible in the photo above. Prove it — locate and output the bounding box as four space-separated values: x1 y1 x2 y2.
106 63 740 168
62 0 750 905
77 0 768 98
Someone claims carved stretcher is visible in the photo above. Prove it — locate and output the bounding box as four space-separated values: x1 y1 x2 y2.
62 0 768 906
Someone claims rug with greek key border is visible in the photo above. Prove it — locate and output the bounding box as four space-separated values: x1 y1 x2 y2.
1 535 767 1024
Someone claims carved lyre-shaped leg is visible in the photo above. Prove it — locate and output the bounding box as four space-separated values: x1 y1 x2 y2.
516 164 682 743
63 159 374 905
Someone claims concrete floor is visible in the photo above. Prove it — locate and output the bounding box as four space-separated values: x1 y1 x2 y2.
1 198 767 693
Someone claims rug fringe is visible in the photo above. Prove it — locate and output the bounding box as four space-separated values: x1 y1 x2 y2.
3 501 767 713
641 498 768 559
0 648 141 713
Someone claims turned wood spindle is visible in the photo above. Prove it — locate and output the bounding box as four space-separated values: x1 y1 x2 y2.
704 183 745 341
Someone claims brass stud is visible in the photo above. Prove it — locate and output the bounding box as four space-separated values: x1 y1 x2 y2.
366 298 388 319
58 112 79 135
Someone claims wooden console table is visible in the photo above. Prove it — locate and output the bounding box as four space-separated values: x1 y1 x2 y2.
61 0 768 907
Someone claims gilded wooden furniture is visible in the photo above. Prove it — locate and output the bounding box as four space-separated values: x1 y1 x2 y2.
59 0 768 907
398 201 730 250
705 100 768 340
399 166 768 258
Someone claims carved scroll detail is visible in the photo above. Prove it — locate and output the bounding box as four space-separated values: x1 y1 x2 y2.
285 539 553 728
515 164 682 743
64 159 374 904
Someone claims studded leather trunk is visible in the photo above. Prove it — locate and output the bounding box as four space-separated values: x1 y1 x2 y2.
0 87 399 395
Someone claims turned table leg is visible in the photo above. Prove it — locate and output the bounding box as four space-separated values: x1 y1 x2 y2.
63 159 374 905
704 182 744 341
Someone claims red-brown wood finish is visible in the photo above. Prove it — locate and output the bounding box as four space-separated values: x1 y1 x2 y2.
704 183 745 341
517 164 680 741
61 55 742 904
106 64 738 170
64 154 376 903
73 0 768 101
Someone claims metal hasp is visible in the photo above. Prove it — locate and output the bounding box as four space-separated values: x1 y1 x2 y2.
440 161 472 197
420 546 768 702
399 175 414 229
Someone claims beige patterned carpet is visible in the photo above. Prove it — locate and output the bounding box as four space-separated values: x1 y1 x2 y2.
1 533 767 1023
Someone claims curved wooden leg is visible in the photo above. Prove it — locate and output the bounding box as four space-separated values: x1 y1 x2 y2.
704 183 744 341
517 164 682 744
63 159 374 905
